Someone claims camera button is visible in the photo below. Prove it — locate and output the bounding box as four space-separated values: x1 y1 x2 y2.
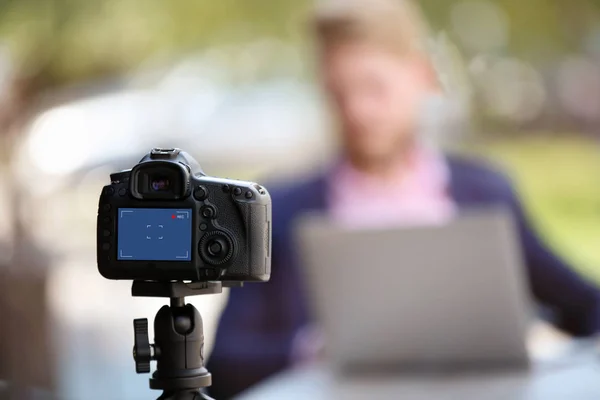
233 187 242 196
103 229 111 237
104 187 115 196
193 186 208 201
222 184 230 193
245 191 253 199
199 223 208 231
201 206 216 219
118 188 127 196
102 204 111 212
102 243 111 251
102 216 112 224
208 242 222 256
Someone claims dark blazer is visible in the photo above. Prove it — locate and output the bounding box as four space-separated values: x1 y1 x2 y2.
207 155 600 399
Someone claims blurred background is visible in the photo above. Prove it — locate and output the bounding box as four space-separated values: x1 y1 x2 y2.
0 0 598 399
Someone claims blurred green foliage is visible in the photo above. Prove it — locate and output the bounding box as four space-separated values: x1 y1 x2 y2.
422 0 583 59
0 0 311 87
1 0 600 88
480 137 600 284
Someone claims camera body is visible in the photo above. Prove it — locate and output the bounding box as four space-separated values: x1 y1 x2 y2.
97 148 272 282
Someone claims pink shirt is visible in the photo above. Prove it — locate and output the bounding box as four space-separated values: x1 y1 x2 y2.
328 147 456 228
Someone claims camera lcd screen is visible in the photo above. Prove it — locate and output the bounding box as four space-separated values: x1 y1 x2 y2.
117 208 192 261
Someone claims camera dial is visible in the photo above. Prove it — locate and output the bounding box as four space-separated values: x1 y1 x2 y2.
199 231 234 265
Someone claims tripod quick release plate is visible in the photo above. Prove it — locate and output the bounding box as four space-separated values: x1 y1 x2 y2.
131 280 243 298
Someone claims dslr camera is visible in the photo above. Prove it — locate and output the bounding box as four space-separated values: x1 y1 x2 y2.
97 148 272 282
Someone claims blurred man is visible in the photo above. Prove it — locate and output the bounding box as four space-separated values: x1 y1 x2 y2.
208 0 600 397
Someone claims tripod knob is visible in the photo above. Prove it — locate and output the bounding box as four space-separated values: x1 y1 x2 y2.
133 318 152 373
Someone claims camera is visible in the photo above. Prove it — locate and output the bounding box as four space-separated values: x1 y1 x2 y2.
97 148 272 282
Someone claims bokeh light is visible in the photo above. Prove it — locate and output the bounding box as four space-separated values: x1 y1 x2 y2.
478 57 547 123
557 56 600 122
450 0 510 53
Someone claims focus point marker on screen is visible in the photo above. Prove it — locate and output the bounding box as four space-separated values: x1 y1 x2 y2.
172 215 176 219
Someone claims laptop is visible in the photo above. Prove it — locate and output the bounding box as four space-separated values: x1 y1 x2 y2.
294 207 532 373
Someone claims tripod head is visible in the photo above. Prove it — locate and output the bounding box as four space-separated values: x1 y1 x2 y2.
131 280 242 400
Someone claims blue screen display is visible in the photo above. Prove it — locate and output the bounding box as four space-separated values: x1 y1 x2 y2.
117 208 192 261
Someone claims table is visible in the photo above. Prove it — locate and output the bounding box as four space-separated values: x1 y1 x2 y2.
236 339 600 400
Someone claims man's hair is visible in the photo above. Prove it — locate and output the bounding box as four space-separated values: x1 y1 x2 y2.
311 0 431 56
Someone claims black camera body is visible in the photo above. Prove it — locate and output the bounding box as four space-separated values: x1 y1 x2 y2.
97 148 272 282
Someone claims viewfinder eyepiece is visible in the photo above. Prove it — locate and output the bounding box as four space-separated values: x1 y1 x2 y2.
130 161 190 200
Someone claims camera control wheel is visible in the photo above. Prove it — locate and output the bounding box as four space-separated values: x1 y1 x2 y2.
199 231 234 265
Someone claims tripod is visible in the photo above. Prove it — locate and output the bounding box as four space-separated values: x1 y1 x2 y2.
131 280 241 400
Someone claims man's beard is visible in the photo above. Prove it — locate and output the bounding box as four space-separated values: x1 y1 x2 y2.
344 130 417 174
